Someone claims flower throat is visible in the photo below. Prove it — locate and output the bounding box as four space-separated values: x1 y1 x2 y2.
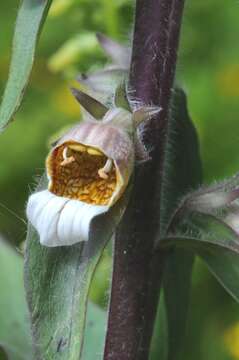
47 142 116 205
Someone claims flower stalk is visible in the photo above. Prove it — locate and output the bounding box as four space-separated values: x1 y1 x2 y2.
104 0 185 359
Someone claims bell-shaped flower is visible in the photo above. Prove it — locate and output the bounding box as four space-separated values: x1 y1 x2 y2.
26 87 158 247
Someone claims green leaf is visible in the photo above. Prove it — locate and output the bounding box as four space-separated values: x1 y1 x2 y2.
161 235 239 303
150 291 168 360
0 238 32 360
0 0 52 132
152 88 202 360
163 249 194 360
160 212 239 303
82 302 106 360
24 177 130 359
160 212 239 255
198 247 239 303
0 346 8 360
159 88 202 233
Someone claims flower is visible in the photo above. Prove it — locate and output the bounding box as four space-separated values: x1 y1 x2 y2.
27 89 135 247
26 83 160 247
46 109 134 207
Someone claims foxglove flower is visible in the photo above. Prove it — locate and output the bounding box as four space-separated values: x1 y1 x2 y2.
26 88 158 247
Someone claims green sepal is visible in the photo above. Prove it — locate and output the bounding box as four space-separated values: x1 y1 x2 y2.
114 82 131 111
71 87 109 119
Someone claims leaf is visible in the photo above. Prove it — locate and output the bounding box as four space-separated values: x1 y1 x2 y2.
24 176 130 359
159 212 239 303
161 235 239 303
0 346 8 360
150 291 168 360
152 88 202 360
163 249 194 360
160 212 239 255
0 0 52 132
82 302 107 360
198 246 239 302
159 88 202 233
0 237 32 360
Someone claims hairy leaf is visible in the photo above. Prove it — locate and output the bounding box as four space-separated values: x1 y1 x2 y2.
0 0 52 132
160 211 239 254
82 302 106 359
160 212 239 302
24 177 129 359
161 236 239 303
150 291 168 360
163 249 194 360
198 247 239 302
0 238 32 360
153 88 202 360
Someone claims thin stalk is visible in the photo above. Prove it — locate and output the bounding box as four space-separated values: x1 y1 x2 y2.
103 1 185 359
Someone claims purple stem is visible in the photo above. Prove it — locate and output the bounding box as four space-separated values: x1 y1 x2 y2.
103 1 185 359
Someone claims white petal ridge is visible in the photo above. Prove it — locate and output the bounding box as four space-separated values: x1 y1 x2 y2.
26 190 108 247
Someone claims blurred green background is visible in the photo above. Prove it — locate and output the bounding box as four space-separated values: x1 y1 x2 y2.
1 0 239 359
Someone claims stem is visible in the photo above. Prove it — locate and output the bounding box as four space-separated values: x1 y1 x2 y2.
104 1 185 359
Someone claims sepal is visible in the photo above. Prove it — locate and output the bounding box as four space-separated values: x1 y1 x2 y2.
71 87 109 119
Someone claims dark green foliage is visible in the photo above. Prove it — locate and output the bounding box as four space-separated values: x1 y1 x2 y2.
151 89 202 359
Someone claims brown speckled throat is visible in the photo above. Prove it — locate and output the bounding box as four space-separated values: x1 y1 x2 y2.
47 142 116 205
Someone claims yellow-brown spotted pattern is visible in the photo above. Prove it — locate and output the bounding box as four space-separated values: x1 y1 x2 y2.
48 143 116 205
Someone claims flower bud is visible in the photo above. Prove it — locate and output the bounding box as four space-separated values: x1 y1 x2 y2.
184 179 239 214
224 211 239 235
186 189 239 212
78 34 130 97
96 33 130 69
172 177 239 241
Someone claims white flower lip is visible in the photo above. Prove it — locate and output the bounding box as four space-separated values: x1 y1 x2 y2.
26 190 108 247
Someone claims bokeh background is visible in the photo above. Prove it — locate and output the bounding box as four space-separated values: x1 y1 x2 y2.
1 0 239 359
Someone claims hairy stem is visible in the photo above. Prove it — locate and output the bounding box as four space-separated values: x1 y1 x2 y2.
103 1 185 359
